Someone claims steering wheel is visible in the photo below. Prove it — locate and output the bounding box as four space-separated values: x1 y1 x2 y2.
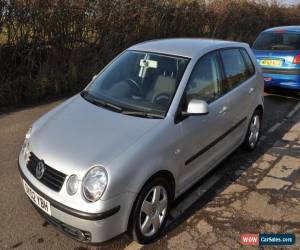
153 93 171 107
126 78 141 95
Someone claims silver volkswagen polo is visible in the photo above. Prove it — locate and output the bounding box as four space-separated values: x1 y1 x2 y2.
18 39 264 244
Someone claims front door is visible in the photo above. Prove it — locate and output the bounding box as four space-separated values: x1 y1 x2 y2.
177 51 231 191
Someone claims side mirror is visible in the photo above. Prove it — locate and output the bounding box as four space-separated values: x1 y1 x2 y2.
182 99 209 116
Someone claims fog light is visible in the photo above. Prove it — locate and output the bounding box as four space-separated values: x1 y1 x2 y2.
67 175 79 195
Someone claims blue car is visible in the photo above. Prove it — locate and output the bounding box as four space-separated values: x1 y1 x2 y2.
252 26 300 91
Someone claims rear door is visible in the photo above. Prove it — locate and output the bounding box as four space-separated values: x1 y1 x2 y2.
218 48 255 147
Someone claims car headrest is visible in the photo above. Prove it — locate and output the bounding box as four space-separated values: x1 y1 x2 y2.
153 75 176 93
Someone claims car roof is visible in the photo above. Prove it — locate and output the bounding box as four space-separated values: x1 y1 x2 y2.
263 26 300 33
128 38 246 58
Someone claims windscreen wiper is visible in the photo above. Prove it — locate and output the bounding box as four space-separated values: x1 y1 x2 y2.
81 91 123 112
122 110 164 119
81 91 164 118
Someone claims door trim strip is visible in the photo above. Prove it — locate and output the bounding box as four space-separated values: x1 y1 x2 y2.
185 117 247 165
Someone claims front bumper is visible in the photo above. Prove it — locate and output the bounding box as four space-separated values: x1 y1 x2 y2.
18 161 136 243
33 202 93 242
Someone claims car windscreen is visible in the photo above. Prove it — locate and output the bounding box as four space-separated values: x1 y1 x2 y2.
253 32 300 51
84 51 189 117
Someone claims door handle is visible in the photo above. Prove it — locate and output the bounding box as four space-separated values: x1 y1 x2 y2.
219 106 228 114
249 87 254 94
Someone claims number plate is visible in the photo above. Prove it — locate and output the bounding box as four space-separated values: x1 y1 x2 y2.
260 59 282 67
23 180 51 216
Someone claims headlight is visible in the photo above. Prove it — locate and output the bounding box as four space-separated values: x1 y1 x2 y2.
82 166 107 202
21 127 32 162
66 175 79 195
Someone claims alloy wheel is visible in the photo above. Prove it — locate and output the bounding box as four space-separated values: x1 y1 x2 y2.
139 185 168 237
249 114 260 148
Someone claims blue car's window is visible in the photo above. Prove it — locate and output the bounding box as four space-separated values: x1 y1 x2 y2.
84 51 189 117
185 51 222 104
253 32 300 51
220 49 249 92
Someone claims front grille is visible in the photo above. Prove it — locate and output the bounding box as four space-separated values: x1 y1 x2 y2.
27 153 66 192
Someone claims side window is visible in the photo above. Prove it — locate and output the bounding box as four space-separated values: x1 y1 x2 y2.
220 49 249 93
240 49 255 77
185 51 221 104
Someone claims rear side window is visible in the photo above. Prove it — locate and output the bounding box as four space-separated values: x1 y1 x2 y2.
253 32 300 51
240 49 255 76
220 49 249 93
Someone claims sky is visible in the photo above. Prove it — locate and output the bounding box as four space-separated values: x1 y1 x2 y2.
278 0 299 5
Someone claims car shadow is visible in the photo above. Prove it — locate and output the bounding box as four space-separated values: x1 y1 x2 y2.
264 87 300 100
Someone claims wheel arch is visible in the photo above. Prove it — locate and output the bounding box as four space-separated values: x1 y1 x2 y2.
127 169 176 233
256 104 264 117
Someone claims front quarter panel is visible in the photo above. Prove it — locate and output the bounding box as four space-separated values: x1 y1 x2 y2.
102 117 182 201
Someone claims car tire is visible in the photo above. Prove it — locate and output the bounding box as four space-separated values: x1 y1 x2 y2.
130 176 172 244
242 109 262 151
